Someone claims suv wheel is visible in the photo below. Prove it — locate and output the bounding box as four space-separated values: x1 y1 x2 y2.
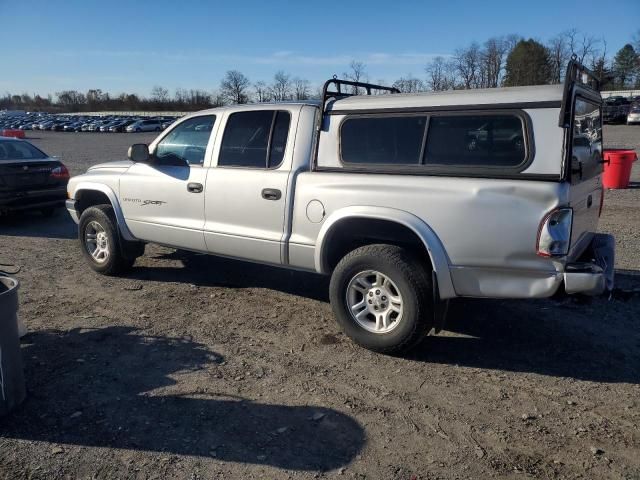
329 244 434 354
78 204 137 275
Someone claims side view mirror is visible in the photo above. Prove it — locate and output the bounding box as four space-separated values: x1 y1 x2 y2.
128 143 150 162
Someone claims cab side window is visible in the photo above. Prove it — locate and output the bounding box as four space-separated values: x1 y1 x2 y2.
155 115 216 166
218 110 291 168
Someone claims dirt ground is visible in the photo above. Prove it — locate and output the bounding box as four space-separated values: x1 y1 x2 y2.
0 128 639 480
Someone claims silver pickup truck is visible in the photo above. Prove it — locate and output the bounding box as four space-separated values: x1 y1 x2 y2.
66 59 614 353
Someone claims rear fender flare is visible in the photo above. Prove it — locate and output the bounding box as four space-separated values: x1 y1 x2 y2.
315 206 456 300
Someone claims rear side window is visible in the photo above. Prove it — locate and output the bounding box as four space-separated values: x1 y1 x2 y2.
0 140 47 161
341 116 426 165
339 112 528 170
571 98 602 183
218 111 291 169
425 115 525 167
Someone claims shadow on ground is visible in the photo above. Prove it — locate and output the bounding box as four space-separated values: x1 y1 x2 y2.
412 271 640 384
130 250 330 302
0 208 75 239
0 327 364 471
129 251 640 384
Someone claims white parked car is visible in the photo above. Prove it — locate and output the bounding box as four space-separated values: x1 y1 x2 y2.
627 105 640 125
126 119 163 132
65 59 614 353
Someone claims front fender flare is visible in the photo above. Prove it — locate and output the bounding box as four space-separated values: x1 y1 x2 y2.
315 206 456 300
72 182 136 241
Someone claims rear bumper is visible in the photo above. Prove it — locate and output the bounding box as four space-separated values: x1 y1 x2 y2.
563 233 615 295
0 187 66 213
449 234 615 298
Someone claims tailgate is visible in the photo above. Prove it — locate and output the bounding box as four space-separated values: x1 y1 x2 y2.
567 96 604 259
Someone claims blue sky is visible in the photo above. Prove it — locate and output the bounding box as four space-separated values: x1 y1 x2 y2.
0 0 638 96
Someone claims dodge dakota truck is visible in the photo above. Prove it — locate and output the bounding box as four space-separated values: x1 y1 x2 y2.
66 58 614 353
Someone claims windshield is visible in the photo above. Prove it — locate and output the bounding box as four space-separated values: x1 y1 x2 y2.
0 139 48 161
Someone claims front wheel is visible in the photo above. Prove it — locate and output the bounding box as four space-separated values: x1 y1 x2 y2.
78 204 136 275
329 244 434 354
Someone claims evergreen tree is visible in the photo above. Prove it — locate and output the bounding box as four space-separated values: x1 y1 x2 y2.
504 39 552 86
612 44 639 88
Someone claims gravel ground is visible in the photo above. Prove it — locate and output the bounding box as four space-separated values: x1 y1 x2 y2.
0 128 639 480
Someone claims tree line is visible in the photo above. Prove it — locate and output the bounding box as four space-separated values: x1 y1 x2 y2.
420 30 639 92
2 29 639 113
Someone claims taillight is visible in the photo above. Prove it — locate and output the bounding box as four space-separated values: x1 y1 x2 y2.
536 208 573 257
50 164 70 180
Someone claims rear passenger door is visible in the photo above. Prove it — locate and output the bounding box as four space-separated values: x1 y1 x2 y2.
204 109 294 265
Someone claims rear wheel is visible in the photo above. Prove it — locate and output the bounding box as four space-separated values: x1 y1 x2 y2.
78 204 139 275
329 244 434 353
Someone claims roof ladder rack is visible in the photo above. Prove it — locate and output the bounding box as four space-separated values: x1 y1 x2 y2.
312 77 400 168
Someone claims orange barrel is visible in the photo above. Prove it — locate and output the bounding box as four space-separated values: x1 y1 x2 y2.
602 149 637 189
1 129 26 139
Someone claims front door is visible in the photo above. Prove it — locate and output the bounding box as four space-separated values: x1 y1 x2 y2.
119 114 217 252
204 109 293 264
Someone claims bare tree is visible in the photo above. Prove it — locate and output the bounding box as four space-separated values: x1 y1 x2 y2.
211 91 226 107
56 90 86 108
566 29 599 65
590 39 608 75
293 77 310 100
220 70 250 104
392 75 425 93
503 34 521 56
453 42 482 89
150 86 170 104
343 60 368 93
481 37 508 88
253 81 270 103
426 57 459 91
426 56 448 91
270 71 292 101
547 33 572 83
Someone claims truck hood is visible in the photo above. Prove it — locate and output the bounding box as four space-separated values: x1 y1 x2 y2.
87 160 134 172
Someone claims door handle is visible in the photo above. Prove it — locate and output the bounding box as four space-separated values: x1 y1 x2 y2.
187 182 203 193
261 188 281 201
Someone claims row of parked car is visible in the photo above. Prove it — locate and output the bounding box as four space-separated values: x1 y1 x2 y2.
0 113 180 133
602 96 640 124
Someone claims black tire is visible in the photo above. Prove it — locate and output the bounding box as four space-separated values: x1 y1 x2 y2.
329 244 434 354
78 204 135 275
